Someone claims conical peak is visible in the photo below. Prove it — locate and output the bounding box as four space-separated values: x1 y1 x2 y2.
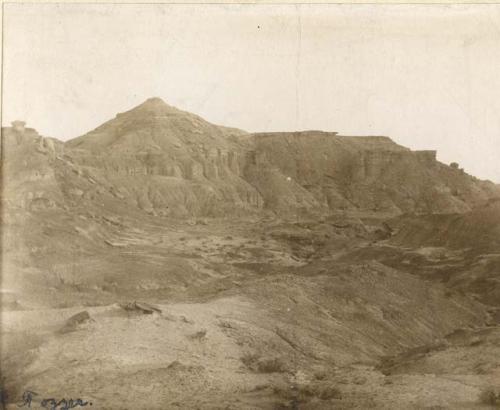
143 97 167 106
128 97 185 118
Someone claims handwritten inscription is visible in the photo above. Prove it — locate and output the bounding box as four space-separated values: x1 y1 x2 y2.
40 398 91 410
17 391 92 410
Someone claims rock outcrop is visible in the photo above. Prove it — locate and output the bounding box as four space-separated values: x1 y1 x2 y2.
62 98 262 217
2 124 65 211
3 99 499 217
244 131 498 215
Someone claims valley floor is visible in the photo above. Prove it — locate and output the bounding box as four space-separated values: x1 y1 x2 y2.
2 214 500 409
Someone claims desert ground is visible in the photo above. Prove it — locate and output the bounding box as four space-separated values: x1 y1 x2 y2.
2 99 500 409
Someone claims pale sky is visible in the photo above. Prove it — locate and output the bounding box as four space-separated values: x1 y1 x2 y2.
3 3 500 182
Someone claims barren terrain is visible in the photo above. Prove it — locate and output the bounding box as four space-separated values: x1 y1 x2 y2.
2 99 500 409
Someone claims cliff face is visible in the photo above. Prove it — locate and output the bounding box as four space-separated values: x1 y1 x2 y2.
2 125 66 211
3 98 499 218
244 132 498 215
62 98 263 217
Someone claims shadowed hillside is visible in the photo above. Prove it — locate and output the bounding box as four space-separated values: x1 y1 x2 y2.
3 98 498 218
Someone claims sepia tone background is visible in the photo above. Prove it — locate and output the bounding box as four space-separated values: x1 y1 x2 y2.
3 3 500 182
2 3 500 409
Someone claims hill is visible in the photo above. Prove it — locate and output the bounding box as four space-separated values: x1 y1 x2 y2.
4 98 499 218
244 131 498 215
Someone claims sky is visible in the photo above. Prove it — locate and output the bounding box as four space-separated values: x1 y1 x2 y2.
3 3 500 182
